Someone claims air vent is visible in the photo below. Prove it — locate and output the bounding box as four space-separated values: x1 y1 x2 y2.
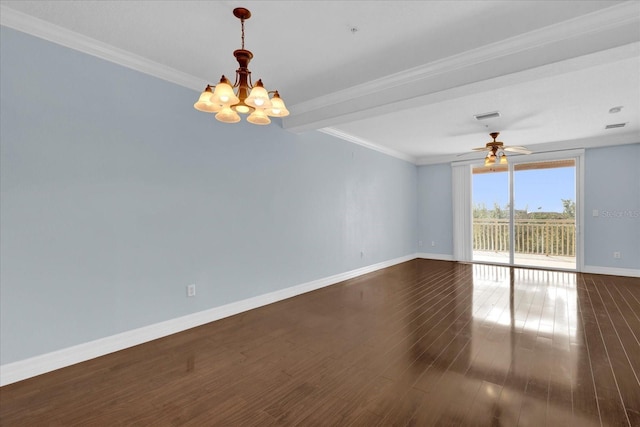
474 111 501 121
605 123 627 129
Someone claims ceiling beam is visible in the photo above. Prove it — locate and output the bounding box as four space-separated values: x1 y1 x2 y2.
283 2 640 133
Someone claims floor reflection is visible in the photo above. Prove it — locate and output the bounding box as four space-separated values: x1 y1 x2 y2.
404 263 594 425
471 264 577 335
467 264 581 425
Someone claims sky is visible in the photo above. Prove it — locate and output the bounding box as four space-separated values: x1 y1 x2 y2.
473 166 575 213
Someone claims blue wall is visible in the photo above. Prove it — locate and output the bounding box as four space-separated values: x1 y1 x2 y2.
417 144 640 271
584 144 640 269
0 27 417 364
417 163 453 256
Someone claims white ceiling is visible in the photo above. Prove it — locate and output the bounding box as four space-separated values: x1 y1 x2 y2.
1 0 639 164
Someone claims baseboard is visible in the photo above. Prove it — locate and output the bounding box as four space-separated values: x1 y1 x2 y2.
0 254 415 386
415 255 640 278
582 265 640 278
416 252 454 261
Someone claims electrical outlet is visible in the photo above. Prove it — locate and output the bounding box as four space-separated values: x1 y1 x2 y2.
187 284 196 297
592 209 599 217
419 240 423 247
613 252 621 259
431 241 436 247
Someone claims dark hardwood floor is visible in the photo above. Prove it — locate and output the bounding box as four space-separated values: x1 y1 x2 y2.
1 259 639 426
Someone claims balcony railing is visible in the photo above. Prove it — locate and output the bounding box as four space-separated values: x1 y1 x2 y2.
473 219 576 257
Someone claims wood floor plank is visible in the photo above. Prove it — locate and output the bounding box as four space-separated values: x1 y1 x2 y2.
1 260 639 426
589 277 640 417
578 275 631 426
546 281 575 426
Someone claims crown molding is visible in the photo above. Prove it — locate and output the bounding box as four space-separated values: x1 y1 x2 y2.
0 5 204 92
320 128 417 164
289 2 640 118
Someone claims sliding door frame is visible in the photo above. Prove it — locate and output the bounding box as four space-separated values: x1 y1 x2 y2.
452 149 584 271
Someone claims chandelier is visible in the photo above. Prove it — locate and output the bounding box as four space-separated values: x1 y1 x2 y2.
193 7 289 125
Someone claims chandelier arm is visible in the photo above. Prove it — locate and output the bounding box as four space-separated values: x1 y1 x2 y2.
232 71 240 88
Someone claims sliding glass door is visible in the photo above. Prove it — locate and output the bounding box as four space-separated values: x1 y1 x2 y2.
512 160 576 269
471 158 577 270
472 165 510 265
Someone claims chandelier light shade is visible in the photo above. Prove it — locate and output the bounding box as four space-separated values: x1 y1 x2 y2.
193 85 219 113
267 91 290 117
194 7 289 125
216 106 241 123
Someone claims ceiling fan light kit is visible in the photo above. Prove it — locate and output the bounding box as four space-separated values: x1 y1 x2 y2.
482 132 507 167
193 7 289 125
474 132 532 168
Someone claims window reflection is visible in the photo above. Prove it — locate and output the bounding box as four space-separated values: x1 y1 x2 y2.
470 264 578 389
471 264 576 337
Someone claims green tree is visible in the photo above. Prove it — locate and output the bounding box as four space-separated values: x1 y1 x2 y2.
473 202 489 219
562 199 575 218
491 202 509 219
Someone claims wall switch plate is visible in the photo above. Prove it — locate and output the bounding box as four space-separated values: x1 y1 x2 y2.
187 284 196 297
614 252 621 259
593 209 599 217
431 241 436 247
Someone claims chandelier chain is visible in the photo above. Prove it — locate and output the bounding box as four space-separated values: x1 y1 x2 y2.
241 18 245 50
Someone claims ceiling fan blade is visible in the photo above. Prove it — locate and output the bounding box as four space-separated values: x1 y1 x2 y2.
504 146 532 154
472 146 490 151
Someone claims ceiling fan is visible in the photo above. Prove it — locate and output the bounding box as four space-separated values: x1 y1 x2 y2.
473 132 532 166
